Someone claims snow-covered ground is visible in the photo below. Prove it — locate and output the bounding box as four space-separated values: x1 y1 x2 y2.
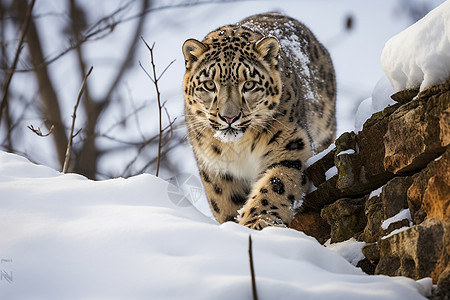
0 151 432 299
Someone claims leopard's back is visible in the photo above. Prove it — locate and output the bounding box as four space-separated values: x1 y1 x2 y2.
239 13 336 152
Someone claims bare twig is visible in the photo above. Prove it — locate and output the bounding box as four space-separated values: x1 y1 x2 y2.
249 235 258 300
140 38 176 177
121 115 178 177
62 66 93 173
27 124 55 137
0 0 36 125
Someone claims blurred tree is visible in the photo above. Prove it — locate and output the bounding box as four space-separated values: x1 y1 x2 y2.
0 0 183 179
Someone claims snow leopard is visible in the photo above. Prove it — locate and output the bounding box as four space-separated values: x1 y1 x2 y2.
182 12 336 229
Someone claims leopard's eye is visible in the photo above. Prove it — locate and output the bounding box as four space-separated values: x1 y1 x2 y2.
243 81 257 92
203 80 216 92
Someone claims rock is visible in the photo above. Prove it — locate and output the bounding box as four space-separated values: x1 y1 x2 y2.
433 267 450 300
383 88 450 174
335 131 357 153
290 212 330 244
432 220 450 299
335 130 394 196
382 176 413 219
407 147 450 224
361 195 383 243
356 258 377 275
301 176 346 213
356 105 397 189
321 196 367 243
298 80 450 288
375 218 445 281
305 148 336 187
362 242 380 263
391 87 419 104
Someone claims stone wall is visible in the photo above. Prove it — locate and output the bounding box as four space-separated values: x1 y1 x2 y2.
290 79 450 298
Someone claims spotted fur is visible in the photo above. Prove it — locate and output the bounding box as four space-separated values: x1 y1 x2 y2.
182 13 336 229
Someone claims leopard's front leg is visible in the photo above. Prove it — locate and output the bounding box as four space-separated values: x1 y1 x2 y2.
238 163 308 230
199 169 251 223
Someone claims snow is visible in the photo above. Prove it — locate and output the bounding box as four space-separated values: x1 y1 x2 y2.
369 186 384 199
354 75 396 132
381 0 450 91
382 208 413 230
325 238 365 266
337 149 356 156
382 227 411 240
0 151 431 299
325 166 338 181
305 143 335 168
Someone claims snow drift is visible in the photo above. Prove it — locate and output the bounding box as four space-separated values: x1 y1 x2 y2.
381 0 450 91
0 151 431 299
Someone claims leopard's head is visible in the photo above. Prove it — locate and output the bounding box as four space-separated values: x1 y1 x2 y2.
182 27 282 143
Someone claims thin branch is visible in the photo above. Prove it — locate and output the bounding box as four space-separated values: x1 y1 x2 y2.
62 66 93 173
27 124 55 137
0 0 36 125
120 117 178 177
161 106 177 148
140 39 173 177
249 235 258 300
157 59 176 82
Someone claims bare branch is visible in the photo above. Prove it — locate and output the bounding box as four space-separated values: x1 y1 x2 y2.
0 0 36 125
157 59 176 81
248 235 258 300
139 61 155 84
62 66 93 173
141 39 169 177
27 124 55 137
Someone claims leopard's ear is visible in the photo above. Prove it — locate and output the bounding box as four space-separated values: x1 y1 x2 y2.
254 37 279 66
182 39 209 69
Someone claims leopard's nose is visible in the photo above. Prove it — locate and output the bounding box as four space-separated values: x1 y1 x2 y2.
218 113 240 125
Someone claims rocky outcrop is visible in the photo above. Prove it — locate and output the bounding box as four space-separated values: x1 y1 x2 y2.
290 79 450 297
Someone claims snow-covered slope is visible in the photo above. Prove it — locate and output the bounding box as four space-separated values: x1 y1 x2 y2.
381 0 450 91
0 151 431 299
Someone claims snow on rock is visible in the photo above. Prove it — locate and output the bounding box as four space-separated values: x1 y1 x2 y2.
325 166 338 181
381 0 450 92
337 149 356 156
325 238 365 267
369 186 384 199
305 143 335 168
0 151 431 299
382 227 411 240
354 76 396 132
382 208 413 230
371 75 397 112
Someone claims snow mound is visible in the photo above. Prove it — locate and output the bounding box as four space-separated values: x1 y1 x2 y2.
354 76 395 132
0 151 431 299
381 0 450 91
325 238 365 267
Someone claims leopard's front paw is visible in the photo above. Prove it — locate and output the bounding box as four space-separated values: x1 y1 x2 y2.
238 206 287 230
